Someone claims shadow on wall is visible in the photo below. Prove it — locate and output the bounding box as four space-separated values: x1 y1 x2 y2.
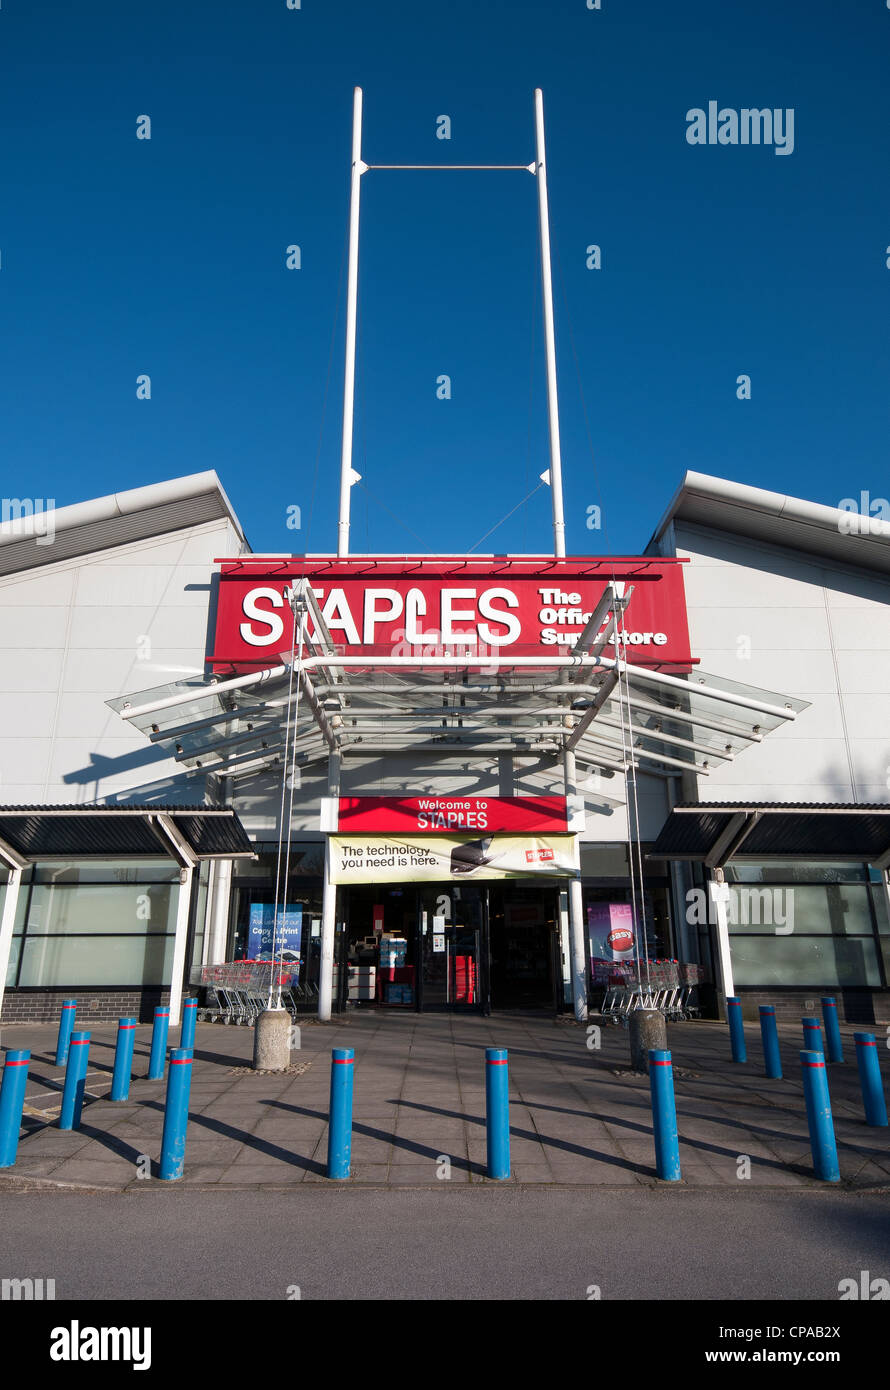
62 748 206 806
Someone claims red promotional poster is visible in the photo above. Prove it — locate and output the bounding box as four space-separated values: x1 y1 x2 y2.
337 795 568 834
588 902 636 962
209 556 694 672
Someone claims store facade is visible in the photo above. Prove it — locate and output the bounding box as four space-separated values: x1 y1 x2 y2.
1 470 889 1025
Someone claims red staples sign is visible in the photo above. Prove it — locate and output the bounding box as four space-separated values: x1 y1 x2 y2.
210 557 694 672
338 796 568 834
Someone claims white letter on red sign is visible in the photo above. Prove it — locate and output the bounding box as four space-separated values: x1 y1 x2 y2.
478 587 521 646
240 587 286 647
405 588 427 644
362 588 404 643
441 588 477 643
321 589 361 645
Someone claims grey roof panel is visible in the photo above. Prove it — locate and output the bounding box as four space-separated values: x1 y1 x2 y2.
0 805 255 860
650 802 890 863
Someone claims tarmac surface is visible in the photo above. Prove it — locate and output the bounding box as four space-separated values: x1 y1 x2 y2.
1 1008 889 1190
4 1186 888 1301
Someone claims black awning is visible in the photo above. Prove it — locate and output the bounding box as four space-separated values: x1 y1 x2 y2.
648 802 890 868
0 805 256 864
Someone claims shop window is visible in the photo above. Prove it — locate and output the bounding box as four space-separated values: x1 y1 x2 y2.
725 862 885 989
188 861 211 973
726 861 868 884
868 880 890 935
32 860 179 884
230 884 324 1000
6 938 20 988
25 883 178 935
725 884 874 936
582 882 672 959
17 934 176 988
731 934 882 989
9 860 179 990
579 844 630 878
233 843 324 880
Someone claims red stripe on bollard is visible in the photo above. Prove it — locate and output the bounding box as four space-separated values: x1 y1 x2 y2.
4 1060 28 1068
487 1059 508 1066
333 1059 354 1065
804 1060 826 1068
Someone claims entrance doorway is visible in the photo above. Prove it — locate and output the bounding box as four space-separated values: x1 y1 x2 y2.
339 880 562 1014
417 883 486 1011
487 883 558 1010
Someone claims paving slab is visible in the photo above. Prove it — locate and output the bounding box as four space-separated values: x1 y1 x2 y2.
2 1012 888 1191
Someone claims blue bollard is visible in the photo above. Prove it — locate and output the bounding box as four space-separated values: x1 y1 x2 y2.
854 1033 888 1128
758 1005 783 1079
485 1048 511 1180
802 1016 823 1056
147 1006 170 1080
327 1048 354 1180
649 1049 682 1181
180 998 198 1052
0 1050 31 1168
158 1049 194 1181
58 1032 90 1131
110 1018 137 1102
54 999 77 1067
800 1049 840 1182
727 997 747 1063
821 997 844 1064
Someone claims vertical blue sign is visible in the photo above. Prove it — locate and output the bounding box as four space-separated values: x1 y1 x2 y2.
248 903 303 963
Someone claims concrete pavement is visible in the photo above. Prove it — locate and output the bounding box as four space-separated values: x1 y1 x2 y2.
1 1010 888 1190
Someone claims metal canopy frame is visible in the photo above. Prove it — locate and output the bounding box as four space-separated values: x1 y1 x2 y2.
109 637 808 785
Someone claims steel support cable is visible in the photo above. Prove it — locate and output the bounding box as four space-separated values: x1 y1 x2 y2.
269 612 301 1009
265 190 350 1008
611 651 645 993
466 480 547 554
552 224 657 990
616 613 652 993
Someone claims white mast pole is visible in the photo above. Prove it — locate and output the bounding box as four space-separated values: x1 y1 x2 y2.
537 88 583 1015
338 86 365 558
534 88 567 560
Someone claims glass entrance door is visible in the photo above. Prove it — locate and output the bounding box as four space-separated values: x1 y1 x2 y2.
487 883 558 1010
418 884 486 1012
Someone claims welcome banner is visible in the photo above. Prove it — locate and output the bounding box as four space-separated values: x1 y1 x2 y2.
329 833 580 884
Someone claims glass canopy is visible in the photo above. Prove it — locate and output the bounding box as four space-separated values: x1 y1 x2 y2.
108 652 809 784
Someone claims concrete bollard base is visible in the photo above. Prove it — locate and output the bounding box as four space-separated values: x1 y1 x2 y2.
253 1008 291 1072
629 1009 667 1073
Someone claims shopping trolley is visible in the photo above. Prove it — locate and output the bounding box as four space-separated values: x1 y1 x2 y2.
190 962 299 1025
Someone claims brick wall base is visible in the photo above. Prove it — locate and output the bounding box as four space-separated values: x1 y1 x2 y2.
0 988 171 1025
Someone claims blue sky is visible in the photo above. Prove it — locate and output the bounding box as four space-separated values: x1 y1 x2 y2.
1 0 888 558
